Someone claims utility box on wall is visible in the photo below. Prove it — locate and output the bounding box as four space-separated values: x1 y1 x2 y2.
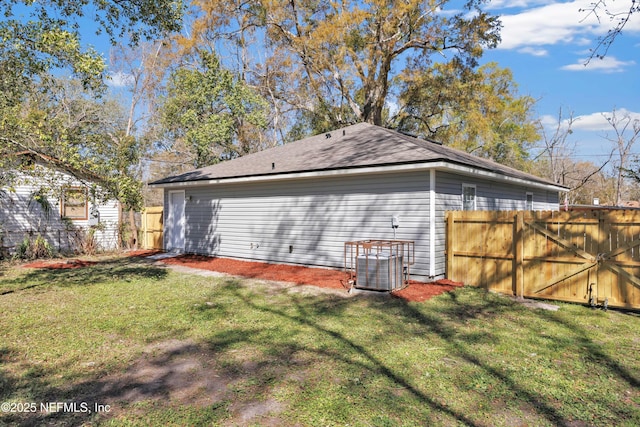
345 240 415 291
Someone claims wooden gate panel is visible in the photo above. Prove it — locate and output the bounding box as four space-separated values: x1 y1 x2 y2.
446 209 640 310
598 210 640 307
141 206 164 250
522 211 599 304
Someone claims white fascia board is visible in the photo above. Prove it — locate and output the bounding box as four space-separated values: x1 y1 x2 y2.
151 161 568 193
149 163 435 188
437 162 569 192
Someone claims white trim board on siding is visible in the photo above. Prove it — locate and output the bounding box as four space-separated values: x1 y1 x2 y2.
151 161 567 194
429 169 436 277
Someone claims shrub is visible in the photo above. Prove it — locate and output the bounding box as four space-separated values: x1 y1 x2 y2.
15 234 54 260
77 227 98 255
73 223 105 255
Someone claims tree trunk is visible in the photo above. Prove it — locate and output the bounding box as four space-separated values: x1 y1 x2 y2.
128 208 138 249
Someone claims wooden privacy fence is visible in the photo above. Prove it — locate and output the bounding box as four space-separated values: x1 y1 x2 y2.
446 209 640 310
141 206 163 250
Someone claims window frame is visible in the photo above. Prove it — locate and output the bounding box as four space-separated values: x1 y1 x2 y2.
462 183 477 211
526 192 534 210
61 186 89 220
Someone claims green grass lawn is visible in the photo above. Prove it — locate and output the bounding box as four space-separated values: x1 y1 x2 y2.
1 254 639 426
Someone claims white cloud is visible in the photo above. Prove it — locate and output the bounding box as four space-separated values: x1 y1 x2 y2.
574 37 593 46
571 109 640 131
518 46 548 56
540 108 640 132
571 113 615 131
560 56 636 72
497 0 640 51
487 0 556 9
539 114 566 127
106 71 134 88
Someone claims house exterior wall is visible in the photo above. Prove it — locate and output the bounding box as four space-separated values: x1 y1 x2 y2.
166 170 435 277
162 168 561 280
0 171 120 253
432 171 559 276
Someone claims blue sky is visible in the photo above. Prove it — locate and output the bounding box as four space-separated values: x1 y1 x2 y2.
22 0 635 166
102 0 640 167
479 0 640 164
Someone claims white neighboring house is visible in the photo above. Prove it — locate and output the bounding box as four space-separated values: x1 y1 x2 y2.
0 152 120 254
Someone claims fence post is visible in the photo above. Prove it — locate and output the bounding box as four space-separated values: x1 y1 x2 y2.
513 211 524 298
596 210 608 304
143 209 151 250
141 209 147 250
446 212 454 280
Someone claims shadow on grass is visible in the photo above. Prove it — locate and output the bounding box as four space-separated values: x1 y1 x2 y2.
219 284 496 426
411 291 640 425
0 256 168 295
1 276 639 426
217 283 639 426
0 347 17 403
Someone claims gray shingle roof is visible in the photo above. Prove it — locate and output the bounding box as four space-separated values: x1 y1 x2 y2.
151 122 564 188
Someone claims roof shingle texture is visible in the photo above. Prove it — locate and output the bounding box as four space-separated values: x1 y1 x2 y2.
151 123 559 187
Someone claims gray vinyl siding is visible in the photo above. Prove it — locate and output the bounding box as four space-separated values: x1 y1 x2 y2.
434 171 559 212
432 171 560 277
163 168 560 281
174 170 435 278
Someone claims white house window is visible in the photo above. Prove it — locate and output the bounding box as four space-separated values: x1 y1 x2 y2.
526 192 534 210
61 187 88 220
462 184 476 211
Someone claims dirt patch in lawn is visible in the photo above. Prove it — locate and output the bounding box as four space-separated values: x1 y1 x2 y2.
93 337 294 425
6 338 288 426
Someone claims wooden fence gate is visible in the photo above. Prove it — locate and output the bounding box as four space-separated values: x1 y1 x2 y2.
446 209 640 310
141 206 163 250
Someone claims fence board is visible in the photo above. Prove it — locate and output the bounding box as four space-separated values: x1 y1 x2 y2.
446 210 640 310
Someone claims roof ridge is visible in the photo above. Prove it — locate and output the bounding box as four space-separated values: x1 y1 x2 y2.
150 122 566 190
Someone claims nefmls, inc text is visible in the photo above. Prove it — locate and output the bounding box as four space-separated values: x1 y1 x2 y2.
40 402 111 413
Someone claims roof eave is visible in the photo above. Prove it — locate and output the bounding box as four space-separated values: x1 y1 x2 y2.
438 161 568 192
149 160 568 193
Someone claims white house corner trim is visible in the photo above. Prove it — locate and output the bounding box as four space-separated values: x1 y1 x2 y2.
429 169 436 277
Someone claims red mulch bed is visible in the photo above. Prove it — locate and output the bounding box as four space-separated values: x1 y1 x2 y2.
161 254 347 289
393 279 463 302
160 254 463 302
22 259 97 269
21 251 464 302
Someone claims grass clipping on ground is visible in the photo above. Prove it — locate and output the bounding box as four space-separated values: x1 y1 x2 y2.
1 254 639 426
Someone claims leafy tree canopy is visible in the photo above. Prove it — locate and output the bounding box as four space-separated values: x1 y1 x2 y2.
1 0 184 206
2 78 143 209
160 50 269 169
1 0 184 94
181 0 501 128
395 61 539 169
